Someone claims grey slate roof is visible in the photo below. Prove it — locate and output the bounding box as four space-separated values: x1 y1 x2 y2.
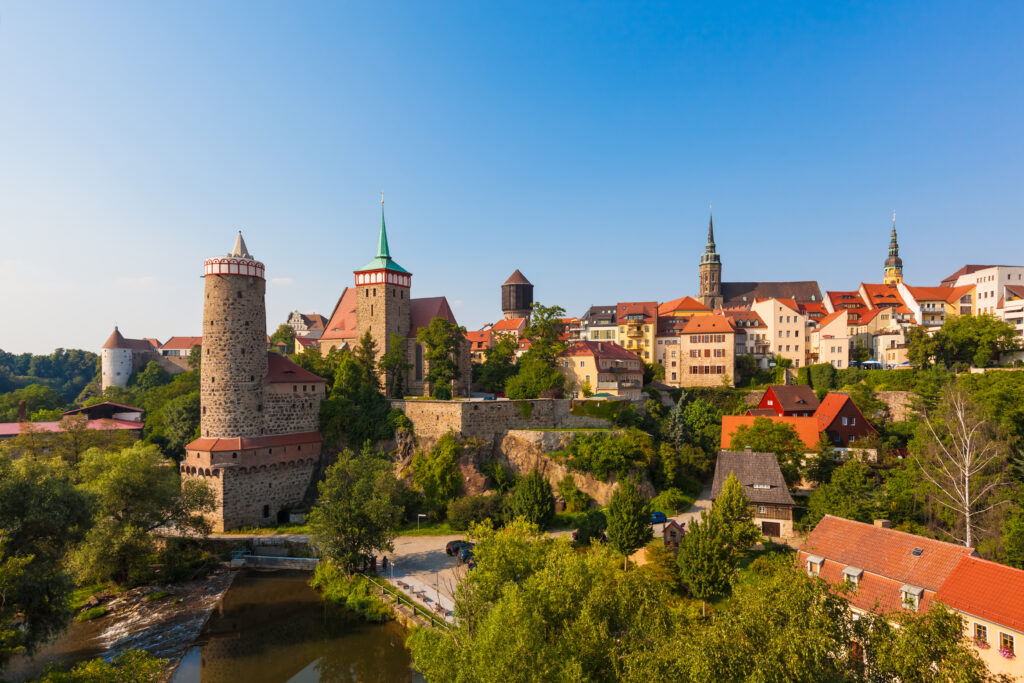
711 451 795 506
721 281 823 308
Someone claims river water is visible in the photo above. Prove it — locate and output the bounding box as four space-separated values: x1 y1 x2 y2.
172 569 422 683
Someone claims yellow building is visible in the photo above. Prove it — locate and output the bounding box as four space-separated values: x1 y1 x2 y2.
616 301 658 363
679 314 736 387
559 340 643 399
898 283 976 329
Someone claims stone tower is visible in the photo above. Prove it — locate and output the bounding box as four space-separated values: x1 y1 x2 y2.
698 211 723 310
100 327 134 389
501 270 534 320
200 232 268 438
883 213 904 285
353 202 411 364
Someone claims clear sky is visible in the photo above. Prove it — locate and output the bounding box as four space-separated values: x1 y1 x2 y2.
1 1 1022 354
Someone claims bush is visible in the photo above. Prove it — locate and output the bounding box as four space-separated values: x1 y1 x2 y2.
76 607 107 622
558 475 590 512
447 494 505 531
310 562 392 622
574 509 607 546
649 488 694 515
480 461 517 493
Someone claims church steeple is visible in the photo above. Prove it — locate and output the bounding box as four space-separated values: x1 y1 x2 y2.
883 211 904 285
698 207 723 309
377 197 391 259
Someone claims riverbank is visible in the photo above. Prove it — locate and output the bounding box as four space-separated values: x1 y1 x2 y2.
2 569 236 682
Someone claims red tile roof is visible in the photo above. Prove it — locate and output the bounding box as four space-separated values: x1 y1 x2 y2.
186 431 322 452
102 327 159 351
816 310 846 328
616 301 658 323
492 317 526 332
295 336 318 348
797 302 827 317
815 393 876 435
940 265 992 287
503 269 532 286
721 414 821 450
0 418 144 436
860 283 905 308
265 352 326 384
658 296 710 316
722 310 766 328
827 291 868 310
801 516 975 592
935 555 1024 633
905 284 974 304
321 287 358 340
681 314 735 334
1005 285 1024 301
560 340 641 363
410 296 458 334
162 336 203 350
464 330 491 344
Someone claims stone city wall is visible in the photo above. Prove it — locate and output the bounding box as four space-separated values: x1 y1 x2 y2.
875 390 917 422
391 398 610 442
263 388 322 435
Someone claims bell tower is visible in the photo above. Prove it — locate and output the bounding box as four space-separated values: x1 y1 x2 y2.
698 210 723 309
883 212 903 285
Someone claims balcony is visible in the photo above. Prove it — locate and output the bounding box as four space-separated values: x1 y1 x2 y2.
626 328 643 338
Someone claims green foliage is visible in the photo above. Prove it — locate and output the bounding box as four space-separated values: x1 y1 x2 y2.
504 351 565 399
156 392 200 457
649 488 694 515
574 508 607 546
131 361 171 391
75 606 107 622
805 460 878 528
851 339 873 364
677 512 733 612
0 383 66 421
770 355 793 384
353 330 381 391
71 443 214 586
417 317 467 399
642 360 665 385
320 351 403 448
1002 508 1024 569
411 433 464 515
0 348 99 401
710 473 762 560
379 334 410 398
728 416 804 485
808 362 837 392
447 494 505 531
580 378 593 397
570 398 630 423
907 314 1020 368
474 334 519 394
32 649 167 682
308 445 404 574
311 562 392 622
0 455 93 667
269 322 297 349
556 430 651 480
680 398 722 453
508 468 556 529
557 474 590 512
522 302 568 363
515 400 533 420
291 345 346 393
606 477 652 562
480 460 517 493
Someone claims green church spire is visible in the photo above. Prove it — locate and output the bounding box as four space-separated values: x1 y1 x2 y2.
377 195 391 259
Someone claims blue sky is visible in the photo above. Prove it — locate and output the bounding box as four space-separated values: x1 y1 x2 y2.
1 1 1022 354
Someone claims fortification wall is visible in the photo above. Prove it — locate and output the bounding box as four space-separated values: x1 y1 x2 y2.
391 398 610 442
263 389 321 435
876 390 916 422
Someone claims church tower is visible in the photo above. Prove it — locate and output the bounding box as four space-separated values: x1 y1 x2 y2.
199 232 267 438
698 211 723 310
883 213 903 285
353 200 412 364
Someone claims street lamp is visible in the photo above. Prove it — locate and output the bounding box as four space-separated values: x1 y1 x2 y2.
417 513 427 530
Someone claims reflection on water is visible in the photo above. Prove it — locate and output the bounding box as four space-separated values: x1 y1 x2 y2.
172 570 421 683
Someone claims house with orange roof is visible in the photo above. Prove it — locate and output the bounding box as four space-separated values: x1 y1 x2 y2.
658 296 711 318
653 316 687 385
678 314 736 387
935 555 1024 679
558 340 643 399
797 516 976 620
898 283 976 328
751 297 809 368
815 393 878 447
464 329 492 363
491 316 528 340
941 264 1024 316
616 301 658 363
319 287 358 354
825 290 868 314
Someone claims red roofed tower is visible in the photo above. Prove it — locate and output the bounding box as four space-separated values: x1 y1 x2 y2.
502 269 534 321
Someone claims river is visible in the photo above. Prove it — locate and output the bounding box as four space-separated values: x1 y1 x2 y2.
172 569 423 682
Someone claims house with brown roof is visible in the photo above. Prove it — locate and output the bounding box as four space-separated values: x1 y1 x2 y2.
935 555 1024 679
722 309 770 365
941 264 1024 316
616 301 658 362
756 385 820 416
797 516 976 619
286 311 327 339
558 340 643 399
815 393 878 448
712 450 796 539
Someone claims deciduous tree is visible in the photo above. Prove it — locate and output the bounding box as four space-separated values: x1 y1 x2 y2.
417 317 466 399
508 468 555 530
606 477 652 569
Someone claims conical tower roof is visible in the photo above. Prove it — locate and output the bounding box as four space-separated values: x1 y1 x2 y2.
701 210 721 265
228 231 252 258
503 269 532 286
355 202 410 274
102 326 128 349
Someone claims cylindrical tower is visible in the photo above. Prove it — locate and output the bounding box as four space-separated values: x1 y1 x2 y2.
501 270 534 320
100 327 132 389
200 232 268 438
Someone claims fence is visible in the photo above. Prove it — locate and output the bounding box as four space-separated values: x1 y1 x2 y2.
363 573 452 630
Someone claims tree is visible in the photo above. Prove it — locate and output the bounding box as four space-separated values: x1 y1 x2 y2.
905 326 938 368
475 334 518 394
504 352 565 399
916 387 1007 546
1002 508 1024 569
574 508 607 546
605 477 652 569
353 330 380 391
71 444 214 585
681 398 722 453
411 433 463 515
132 360 171 391
728 416 804 485
580 378 593 397
0 455 92 668
508 468 556 529
521 302 567 364
417 317 466 399
308 445 403 575
642 361 665 385
805 460 878 528
159 392 201 458
557 474 589 512
710 473 761 559
850 340 872 365
269 323 297 349
0 383 65 422
677 512 732 616
379 334 410 398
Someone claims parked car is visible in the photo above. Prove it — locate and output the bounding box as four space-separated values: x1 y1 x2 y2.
458 547 474 565
446 540 472 556
650 511 667 525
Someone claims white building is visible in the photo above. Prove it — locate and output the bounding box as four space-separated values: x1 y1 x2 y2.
941 265 1024 315
751 298 809 368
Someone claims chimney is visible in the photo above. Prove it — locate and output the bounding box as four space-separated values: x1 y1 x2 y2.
597 342 603 351
744 445 752 453
17 400 27 422
874 519 891 529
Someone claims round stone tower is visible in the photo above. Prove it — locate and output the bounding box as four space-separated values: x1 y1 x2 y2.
100 327 133 389
200 232 268 438
501 269 534 320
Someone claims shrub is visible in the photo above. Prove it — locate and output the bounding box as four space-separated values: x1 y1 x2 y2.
480 461 517 493
516 400 533 420
649 488 694 515
447 494 505 531
76 607 107 622
310 562 392 622
557 475 590 512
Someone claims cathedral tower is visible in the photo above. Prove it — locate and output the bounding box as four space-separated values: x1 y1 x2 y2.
354 201 412 363
199 232 268 438
501 270 534 320
883 213 903 285
698 211 723 310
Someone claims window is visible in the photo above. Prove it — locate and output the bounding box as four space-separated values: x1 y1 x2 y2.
850 417 856 426
806 556 823 576
580 360 584 367
1001 632 1014 654
842 417 848 426
262 505 270 518
757 505 767 514
974 623 988 645
900 586 922 611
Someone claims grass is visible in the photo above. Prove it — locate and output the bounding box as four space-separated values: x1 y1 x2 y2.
144 590 171 603
217 522 312 536
396 520 457 536
77 606 108 622
709 543 796 610
70 582 118 612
